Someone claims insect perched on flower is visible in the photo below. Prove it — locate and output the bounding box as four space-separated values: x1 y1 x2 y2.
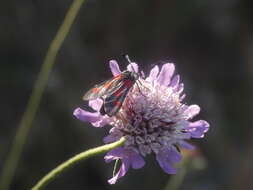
74 57 209 184
83 55 142 117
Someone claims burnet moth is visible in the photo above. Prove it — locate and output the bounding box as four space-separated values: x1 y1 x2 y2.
83 55 142 117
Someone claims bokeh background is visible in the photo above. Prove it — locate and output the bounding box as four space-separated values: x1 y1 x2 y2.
1 0 253 189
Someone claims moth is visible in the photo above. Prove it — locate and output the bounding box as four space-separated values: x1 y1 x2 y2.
83 56 141 117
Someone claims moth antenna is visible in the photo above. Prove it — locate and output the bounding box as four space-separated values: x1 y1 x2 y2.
124 54 137 73
125 54 132 64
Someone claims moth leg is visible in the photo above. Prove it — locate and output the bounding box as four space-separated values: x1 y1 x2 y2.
138 79 151 91
135 80 147 97
99 104 106 115
99 97 106 115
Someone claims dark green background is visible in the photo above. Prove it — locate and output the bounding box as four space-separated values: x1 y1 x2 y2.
1 0 253 189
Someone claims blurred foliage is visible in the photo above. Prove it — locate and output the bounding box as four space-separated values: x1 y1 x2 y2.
1 0 253 189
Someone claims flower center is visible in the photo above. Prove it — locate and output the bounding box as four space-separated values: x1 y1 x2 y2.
112 81 183 156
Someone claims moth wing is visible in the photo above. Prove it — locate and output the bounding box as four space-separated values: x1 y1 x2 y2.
103 88 130 117
104 71 135 96
82 74 123 101
103 80 134 116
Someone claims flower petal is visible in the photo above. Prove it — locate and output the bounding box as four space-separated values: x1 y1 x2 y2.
157 63 175 86
141 71 145 78
108 160 130 184
178 141 195 150
183 105 200 119
103 128 123 143
73 108 110 127
177 83 184 94
179 94 186 101
186 120 210 138
110 60 121 76
105 147 145 184
92 116 111 127
88 99 103 111
170 75 180 87
73 108 101 123
146 65 159 82
127 62 138 73
156 147 182 174
129 151 145 169
103 134 118 143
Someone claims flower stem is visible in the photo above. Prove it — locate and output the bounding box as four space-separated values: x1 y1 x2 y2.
164 168 187 190
31 137 126 190
0 0 86 189
163 154 191 190
113 159 120 176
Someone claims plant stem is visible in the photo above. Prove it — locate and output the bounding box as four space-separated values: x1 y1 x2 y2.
164 154 192 190
31 137 126 190
113 159 120 176
0 0 86 189
164 168 187 190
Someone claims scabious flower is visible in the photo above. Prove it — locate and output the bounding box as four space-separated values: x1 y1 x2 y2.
73 59 209 184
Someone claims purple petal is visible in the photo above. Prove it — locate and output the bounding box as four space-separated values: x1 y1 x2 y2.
103 134 119 143
186 120 210 138
105 147 145 184
73 108 101 123
157 63 175 86
179 94 186 101
88 99 103 111
105 148 124 163
127 62 138 73
129 151 145 169
156 147 182 174
92 116 111 127
108 160 130 184
177 132 192 139
146 65 159 82
166 148 182 163
105 148 130 163
110 60 121 76
170 75 180 87
183 105 200 119
141 71 145 78
178 141 195 150
177 83 184 94
73 108 110 127
103 128 123 143
105 148 145 168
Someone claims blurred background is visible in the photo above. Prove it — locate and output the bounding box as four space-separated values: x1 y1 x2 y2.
1 0 253 189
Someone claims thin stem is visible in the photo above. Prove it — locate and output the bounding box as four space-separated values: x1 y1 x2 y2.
0 0 86 189
31 137 126 190
112 159 120 177
164 155 191 190
164 168 187 190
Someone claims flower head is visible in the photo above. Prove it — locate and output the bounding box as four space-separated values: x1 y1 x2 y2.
74 59 209 184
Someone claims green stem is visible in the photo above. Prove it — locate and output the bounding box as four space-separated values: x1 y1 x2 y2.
31 137 126 190
113 159 120 177
164 168 187 190
0 0 86 189
164 156 191 190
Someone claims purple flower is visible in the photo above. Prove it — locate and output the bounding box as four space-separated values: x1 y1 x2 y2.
74 59 209 184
